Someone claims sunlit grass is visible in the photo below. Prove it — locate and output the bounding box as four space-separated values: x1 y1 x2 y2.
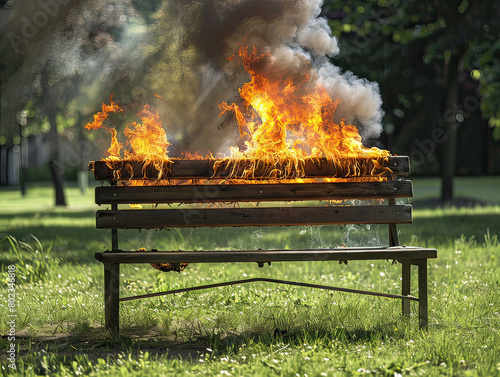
0 178 499 376
0 181 99 213
410 176 500 205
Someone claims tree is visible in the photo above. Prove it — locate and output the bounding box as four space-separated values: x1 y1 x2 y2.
0 0 161 203
323 0 500 204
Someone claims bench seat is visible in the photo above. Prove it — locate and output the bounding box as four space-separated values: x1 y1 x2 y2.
96 246 436 264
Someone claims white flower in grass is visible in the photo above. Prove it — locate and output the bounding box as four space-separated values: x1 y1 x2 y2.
220 371 231 376
321 373 328 376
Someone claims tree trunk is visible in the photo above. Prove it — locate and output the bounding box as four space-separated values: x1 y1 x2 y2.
49 160 66 206
479 118 493 175
47 108 67 206
76 113 89 194
439 2 469 205
42 68 67 206
440 49 462 205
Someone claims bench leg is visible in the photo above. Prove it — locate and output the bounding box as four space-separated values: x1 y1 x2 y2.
401 261 411 319
104 263 120 337
418 259 428 330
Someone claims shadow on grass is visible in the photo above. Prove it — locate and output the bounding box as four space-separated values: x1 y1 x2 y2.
412 198 492 209
3 205 498 273
0 210 105 266
400 209 500 246
8 322 405 366
0 209 97 218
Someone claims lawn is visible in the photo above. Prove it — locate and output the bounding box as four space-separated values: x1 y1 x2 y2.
0 177 499 376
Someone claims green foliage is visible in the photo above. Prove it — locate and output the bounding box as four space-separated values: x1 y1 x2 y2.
2 235 59 284
0 181 499 376
324 0 500 173
484 228 499 249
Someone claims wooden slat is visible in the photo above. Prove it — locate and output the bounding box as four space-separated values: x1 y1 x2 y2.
96 205 412 229
95 246 437 264
90 156 409 181
95 180 413 204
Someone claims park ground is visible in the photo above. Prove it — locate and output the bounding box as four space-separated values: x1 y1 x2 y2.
0 177 499 376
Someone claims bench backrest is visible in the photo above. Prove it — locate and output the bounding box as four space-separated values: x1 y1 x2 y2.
95 180 413 247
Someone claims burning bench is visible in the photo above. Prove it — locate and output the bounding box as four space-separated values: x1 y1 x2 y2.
91 156 437 336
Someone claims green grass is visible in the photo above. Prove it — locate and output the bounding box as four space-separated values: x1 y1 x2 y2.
410 176 500 205
0 178 499 376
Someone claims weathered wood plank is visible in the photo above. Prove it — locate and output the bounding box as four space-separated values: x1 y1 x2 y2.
95 180 413 204
95 246 437 264
418 259 429 329
90 156 409 181
96 205 412 229
104 263 120 336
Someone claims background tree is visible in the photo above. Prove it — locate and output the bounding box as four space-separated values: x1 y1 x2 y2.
1 0 499 207
323 0 500 204
0 0 162 204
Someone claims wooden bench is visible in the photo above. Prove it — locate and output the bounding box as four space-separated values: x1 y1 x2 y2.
93 162 437 336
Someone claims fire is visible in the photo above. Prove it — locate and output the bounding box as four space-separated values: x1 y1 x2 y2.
84 94 124 160
85 96 172 180
86 44 392 183
123 105 170 161
218 45 389 177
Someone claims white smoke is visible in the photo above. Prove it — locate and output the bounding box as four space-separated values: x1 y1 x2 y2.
267 0 383 140
318 65 384 140
0 0 385 157
188 0 384 146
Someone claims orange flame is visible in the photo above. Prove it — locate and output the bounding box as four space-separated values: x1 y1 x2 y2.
84 94 124 159
86 44 391 184
219 45 389 169
123 105 170 161
85 97 171 171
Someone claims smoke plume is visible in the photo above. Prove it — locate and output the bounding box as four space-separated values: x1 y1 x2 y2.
181 0 384 152
0 0 385 157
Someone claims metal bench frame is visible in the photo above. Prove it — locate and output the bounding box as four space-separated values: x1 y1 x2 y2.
93 180 437 336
